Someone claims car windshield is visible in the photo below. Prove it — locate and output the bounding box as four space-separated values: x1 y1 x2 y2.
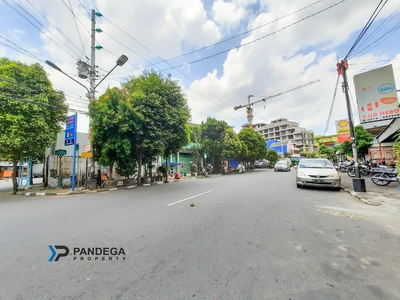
299 160 334 169
277 161 286 165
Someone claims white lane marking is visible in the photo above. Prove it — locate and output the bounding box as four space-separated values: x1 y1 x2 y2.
167 190 214 207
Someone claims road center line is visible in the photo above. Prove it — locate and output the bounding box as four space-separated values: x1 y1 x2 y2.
167 190 214 206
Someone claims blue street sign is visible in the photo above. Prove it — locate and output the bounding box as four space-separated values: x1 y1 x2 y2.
65 115 76 146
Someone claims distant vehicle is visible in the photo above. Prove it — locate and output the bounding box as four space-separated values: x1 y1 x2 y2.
296 158 341 190
254 161 268 169
274 160 291 172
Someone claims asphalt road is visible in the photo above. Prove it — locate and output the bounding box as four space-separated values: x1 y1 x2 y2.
1 170 400 300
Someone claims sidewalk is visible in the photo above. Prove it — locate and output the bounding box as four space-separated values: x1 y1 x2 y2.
341 173 400 207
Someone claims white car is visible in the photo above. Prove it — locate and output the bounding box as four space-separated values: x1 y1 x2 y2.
296 158 341 190
274 160 291 172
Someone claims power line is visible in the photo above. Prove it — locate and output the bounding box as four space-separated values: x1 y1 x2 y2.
161 0 346 72
345 0 388 59
353 4 400 52
24 0 83 56
0 93 67 109
0 38 44 62
101 24 245 120
3 0 80 60
139 0 327 67
78 0 92 18
350 20 400 58
60 0 91 36
68 0 87 58
322 75 340 138
90 0 99 11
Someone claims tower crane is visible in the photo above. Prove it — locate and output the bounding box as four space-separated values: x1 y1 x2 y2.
234 80 320 129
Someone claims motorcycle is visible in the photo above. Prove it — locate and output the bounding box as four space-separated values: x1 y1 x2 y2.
347 164 372 177
371 167 399 186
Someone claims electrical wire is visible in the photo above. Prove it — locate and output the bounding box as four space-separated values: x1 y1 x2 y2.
353 4 400 52
3 0 81 60
322 75 340 138
78 0 92 18
134 0 328 67
68 0 87 58
60 0 91 36
90 0 98 11
0 39 44 63
345 0 388 59
350 20 400 58
161 0 346 72
24 0 84 57
0 93 67 109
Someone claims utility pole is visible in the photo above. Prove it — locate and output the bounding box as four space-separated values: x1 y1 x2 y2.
90 9 96 101
338 59 366 192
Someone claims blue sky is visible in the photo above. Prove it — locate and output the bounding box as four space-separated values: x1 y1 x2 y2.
1 0 399 134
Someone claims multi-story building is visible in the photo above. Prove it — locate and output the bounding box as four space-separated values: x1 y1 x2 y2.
244 118 315 152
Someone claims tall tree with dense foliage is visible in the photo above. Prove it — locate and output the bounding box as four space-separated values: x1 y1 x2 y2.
189 125 203 169
265 149 280 165
0 58 67 193
238 129 266 165
89 87 139 179
222 128 242 159
200 117 228 166
339 125 373 157
122 71 190 184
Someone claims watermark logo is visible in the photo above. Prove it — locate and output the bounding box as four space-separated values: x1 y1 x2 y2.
48 245 126 262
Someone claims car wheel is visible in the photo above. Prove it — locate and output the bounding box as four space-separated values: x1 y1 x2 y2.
333 187 341 191
296 184 301 188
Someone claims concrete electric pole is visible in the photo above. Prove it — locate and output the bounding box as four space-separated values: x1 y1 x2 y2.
338 59 366 192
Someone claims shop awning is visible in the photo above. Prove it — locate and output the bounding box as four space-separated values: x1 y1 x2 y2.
374 118 400 143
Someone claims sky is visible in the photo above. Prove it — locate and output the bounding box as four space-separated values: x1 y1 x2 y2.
0 0 399 135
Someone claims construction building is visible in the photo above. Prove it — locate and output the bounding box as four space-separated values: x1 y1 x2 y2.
243 118 315 152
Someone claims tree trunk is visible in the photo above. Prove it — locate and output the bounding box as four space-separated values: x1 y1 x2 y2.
12 161 18 194
30 163 33 186
137 148 142 186
109 163 113 180
164 156 168 183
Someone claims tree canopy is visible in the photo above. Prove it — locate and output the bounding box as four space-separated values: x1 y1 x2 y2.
265 149 280 164
238 128 266 163
317 144 336 161
90 71 190 185
222 127 242 159
0 58 67 193
339 125 374 157
200 117 228 165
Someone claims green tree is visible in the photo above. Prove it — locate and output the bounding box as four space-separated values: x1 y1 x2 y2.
339 125 374 157
301 151 317 158
238 129 266 165
89 87 139 180
201 117 228 166
393 133 400 171
0 58 67 193
265 149 280 165
284 152 292 158
222 128 242 159
123 71 190 184
188 125 203 169
318 144 336 161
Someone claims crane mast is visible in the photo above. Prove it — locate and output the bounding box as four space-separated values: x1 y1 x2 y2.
234 80 320 129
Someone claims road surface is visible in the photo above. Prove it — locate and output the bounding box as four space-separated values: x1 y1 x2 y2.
1 170 399 299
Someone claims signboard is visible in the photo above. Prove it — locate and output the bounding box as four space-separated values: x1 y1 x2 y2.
83 143 90 152
81 152 92 158
203 153 207 159
321 142 335 146
354 65 399 123
55 149 67 156
65 115 76 146
335 119 351 144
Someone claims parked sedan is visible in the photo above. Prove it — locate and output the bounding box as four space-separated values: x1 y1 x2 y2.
254 161 268 169
296 158 341 190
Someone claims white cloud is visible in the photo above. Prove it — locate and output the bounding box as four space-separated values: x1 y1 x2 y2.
186 0 400 136
212 0 247 33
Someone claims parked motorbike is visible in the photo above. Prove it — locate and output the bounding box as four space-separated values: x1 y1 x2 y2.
347 164 373 177
371 167 399 186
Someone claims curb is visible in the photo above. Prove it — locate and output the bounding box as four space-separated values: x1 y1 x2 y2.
17 185 138 197
341 187 382 206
